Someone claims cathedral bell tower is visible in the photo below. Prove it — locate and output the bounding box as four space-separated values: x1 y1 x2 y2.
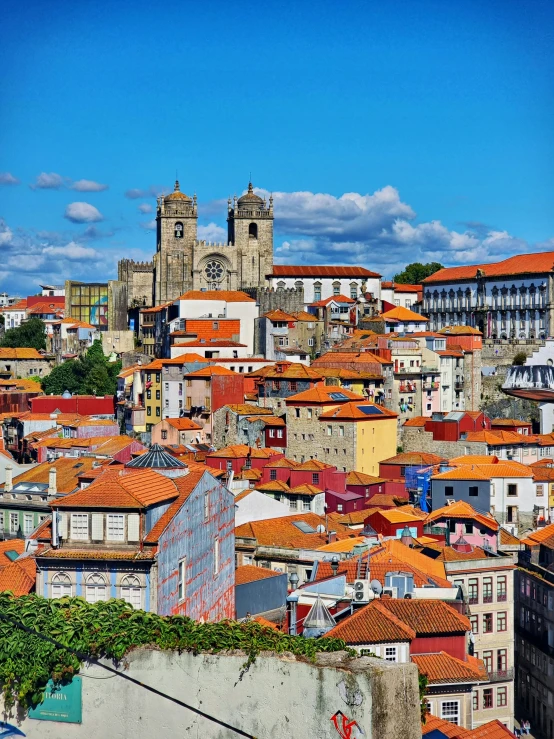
153 180 197 305
227 182 273 290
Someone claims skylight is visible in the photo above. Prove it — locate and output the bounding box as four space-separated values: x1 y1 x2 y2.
329 392 349 401
357 406 384 416
292 521 317 534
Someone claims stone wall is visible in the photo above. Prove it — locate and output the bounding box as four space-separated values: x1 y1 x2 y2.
401 426 488 458
1 648 421 739
286 406 357 470
118 259 154 308
244 286 305 315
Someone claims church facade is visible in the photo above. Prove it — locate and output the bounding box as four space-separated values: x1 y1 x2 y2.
118 181 274 307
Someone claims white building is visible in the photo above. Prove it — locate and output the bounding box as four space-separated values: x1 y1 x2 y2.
381 282 421 310
1 299 28 329
268 266 381 306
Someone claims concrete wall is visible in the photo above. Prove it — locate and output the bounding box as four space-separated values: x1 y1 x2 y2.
2 648 421 739
431 478 491 512
235 572 288 618
401 427 488 458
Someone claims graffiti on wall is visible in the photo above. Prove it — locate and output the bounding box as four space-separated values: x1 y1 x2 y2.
330 710 364 739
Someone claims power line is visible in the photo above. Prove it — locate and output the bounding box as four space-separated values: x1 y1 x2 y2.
0 611 257 738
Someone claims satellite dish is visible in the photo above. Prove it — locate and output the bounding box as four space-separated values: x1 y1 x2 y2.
370 579 383 595
316 524 326 534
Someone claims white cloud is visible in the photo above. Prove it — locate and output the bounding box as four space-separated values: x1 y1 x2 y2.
0 172 20 186
71 179 108 192
43 242 101 260
64 202 104 224
140 219 156 231
30 172 67 190
138 203 153 214
0 220 14 245
125 185 167 199
197 223 227 242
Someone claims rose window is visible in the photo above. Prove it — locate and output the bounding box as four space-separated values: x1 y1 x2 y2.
205 261 224 281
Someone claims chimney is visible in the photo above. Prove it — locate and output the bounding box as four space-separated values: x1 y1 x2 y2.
327 530 337 544
48 467 57 496
4 465 13 492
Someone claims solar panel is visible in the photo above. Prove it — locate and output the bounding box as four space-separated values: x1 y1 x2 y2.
357 405 384 415
329 392 348 401
292 521 317 534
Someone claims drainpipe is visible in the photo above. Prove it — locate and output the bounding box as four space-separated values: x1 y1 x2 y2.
48 467 57 496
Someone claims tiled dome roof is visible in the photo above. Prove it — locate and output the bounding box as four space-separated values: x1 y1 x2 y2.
164 180 191 202
126 444 188 469
237 182 263 205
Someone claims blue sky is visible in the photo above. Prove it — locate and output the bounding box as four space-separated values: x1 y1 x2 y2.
1 0 553 294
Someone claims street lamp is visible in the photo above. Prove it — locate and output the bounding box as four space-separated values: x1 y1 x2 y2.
330 555 339 575
289 572 299 590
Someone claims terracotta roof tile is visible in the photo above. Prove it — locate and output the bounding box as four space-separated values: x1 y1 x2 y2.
433 462 534 480
252 616 280 630
422 714 469 737
319 401 398 420
264 457 298 469
290 483 324 496
178 340 247 348
370 539 447 580
426 501 499 531
0 540 26 567
411 651 488 684
255 480 291 493
368 508 424 524
423 250 554 283
286 386 364 404
263 309 297 321
271 265 381 278
403 416 428 427
36 548 155 560
0 347 45 359
346 471 388 486
0 557 36 595
262 363 323 380
235 513 352 549
143 469 206 543
311 294 356 306
448 455 499 465
207 445 282 459
314 553 452 588
380 452 443 466
463 719 518 738
224 404 274 415
334 507 380 526
499 527 521 546
379 599 470 635
312 351 391 366
326 600 416 644
316 536 370 553
294 459 335 471
380 306 428 322
235 565 284 585
164 418 203 431
2 456 101 494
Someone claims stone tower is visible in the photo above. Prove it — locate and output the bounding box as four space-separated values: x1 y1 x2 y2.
153 180 197 305
227 182 274 290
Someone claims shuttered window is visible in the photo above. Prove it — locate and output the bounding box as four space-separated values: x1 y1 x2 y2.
58 512 68 539
71 513 88 540
91 514 104 541
107 514 125 541
127 513 140 542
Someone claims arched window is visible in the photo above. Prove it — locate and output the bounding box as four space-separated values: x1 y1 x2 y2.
120 574 142 609
248 223 258 239
174 222 184 239
295 280 304 290
86 573 108 604
350 282 358 300
332 281 341 296
51 572 72 599
277 281 285 291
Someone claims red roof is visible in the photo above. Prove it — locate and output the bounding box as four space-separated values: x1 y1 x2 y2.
271 265 381 278
411 652 488 684
311 294 356 306
326 600 416 644
423 249 554 283
177 290 256 303
235 565 284 585
377 599 470 635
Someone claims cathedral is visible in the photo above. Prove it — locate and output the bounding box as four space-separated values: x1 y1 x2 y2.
118 180 274 307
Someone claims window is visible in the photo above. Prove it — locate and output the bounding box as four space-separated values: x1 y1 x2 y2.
23 514 33 535
289 380 297 392
10 513 19 534
314 283 322 302
277 429 283 438
445 486 454 497
303 498 310 512
204 492 209 520
497 612 507 631
161 429 167 440
147 406 152 416
174 221 183 238
440 701 459 724
289 497 298 511
483 688 493 709
497 687 507 707
214 537 219 575
178 558 186 601
312 473 320 485
483 613 493 633
156 390 160 400
120 574 141 609
469 485 478 497
270 469 277 481
307 408 312 419
497 649 507 674
482 650 493 672
473 692 479 711
338 426 344 437
308 337 314 347
269 428 275 438
507 483 517 496
51 572 72 599
507 506 518 523
85 573 107 603
248 222 258 239
71 513 88 540
537 484 544 496
327 425 332 436
468 578 478 604
107 514 125 541
156 407 161 417
483 577 493 603
333 282 340 296
469 615 478 634
384 646 397 662
497 576 507 601
295 408 300 418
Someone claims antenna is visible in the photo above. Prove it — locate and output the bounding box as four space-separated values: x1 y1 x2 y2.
316 524 326 534
370 579 383 596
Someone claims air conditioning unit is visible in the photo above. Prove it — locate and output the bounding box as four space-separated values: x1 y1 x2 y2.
404 592 413 599
383 587 398 599
353 579 371 603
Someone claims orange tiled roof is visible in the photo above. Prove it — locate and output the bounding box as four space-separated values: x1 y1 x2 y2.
422 714 468 737
235 513 352 549
0 557 36 595
367 493 401 507
207 445 282 459
491 418 531 427
140 301 173 314
291 311 319 322
235 565 284 585
263 309 297 321
314 553 452 588
262 363 323 380
380 306 428 322
93 436 146 456
433 462 534 480
312 351 392 366
499 527 521 546
520 522 554 546
177 290 256 303
0 348 44 359
448 455 499 465
286 386 364 404
423 250 554 283
369 508 424 524
224 404 273 415
316 536 370 553
403 416 428 427
311 294 356 306
185 365 239 376
290 483 324 496
264 457 298 469
245 415 286 426
411 652 488 684
36 548 155 560
0 540 25 567
255 480 291 493
294 459 335 471
252 616 280 630
326 599 416 644
143 469 207 543
177 339 247 348
463 719 518 738
379 599 470 635
464 429 525 445
370 539 447 580
380 452 443 466
334 507 380 526
319 400 398 420
426 501 499 531
164 418 203 431
346 471 388 485
2 456 102 494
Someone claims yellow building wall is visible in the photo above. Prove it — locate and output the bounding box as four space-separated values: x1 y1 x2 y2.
355 418 397 476
143 369 162 430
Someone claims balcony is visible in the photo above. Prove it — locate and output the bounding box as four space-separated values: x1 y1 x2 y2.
468 596 478 605
497 592 507 602
483 594 493 604
455 381 464 390
487 668 514 683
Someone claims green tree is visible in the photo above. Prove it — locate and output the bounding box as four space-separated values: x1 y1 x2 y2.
41 339 121 396
0 318 46 350
41 360 81 395
512 351 527 366
393 262 444 285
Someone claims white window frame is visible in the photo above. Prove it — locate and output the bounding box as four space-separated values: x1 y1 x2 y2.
85 573 108 604
440 700 460 725
107 514 125 542
23 513 33 535
120 574 142 609
384 646 397 662
71 513 89 540
9 512 19 534
178 557 186 601
51 572 72 599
